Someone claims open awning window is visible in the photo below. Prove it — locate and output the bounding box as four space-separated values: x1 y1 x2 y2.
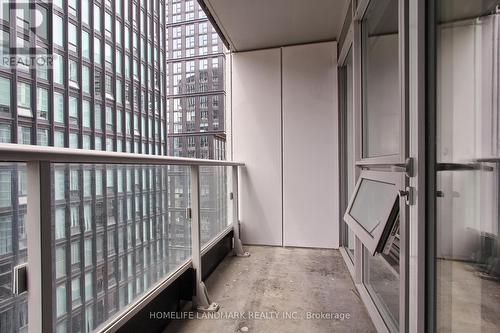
343 170 402 255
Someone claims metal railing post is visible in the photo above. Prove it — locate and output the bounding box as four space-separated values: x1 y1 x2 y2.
26 161 53 333
190 165 219 312
231 166 249 257
26 161 41 333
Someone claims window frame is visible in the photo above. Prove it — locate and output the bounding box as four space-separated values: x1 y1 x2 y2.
356 0 408 166
338 15 355 262
343 170 403 256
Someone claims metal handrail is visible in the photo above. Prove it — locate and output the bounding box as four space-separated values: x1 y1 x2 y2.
0 143 245 166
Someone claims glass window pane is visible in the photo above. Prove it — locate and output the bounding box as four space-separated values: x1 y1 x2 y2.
82 30 90 59
350 179 396 235
365 246 400 328
37 87 49 120
82 0 89 24
362 0 400 158
0 170 11 208
53 14 63 46
55 246 66 279
0 77 10 113
94 4 101 32
68 23 77 52
16 84 29 109
434 1 500 331
54 92 64 123
54 131 65 147
69 60 78 84
94 37 101 65
69 96 78 125
344 171 400 258
53 53 64 85
37 128 49 146
82 100 91 128
56 284 66 317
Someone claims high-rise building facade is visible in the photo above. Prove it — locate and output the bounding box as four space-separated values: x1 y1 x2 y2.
0 1 226 332
164 0 227 268
165 0 226 160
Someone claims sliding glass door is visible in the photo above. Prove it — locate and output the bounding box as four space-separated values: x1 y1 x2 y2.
430 1 500 331
343 0 409 331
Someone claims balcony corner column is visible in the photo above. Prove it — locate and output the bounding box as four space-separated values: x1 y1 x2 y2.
231 166 249 257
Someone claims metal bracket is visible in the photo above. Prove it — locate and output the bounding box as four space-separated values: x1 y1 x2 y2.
233 238 250 257
233 221 250 257
399 186 415 206
194 281 220 312
186 207 192 219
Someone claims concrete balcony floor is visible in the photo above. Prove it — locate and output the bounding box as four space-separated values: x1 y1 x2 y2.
165 246 376 333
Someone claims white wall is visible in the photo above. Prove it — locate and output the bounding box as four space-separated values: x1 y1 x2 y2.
232 49 283 246
232 42 339 248
282 42 339 248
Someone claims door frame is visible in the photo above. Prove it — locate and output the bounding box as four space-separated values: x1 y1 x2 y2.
338 12 356 270
348 0 415 332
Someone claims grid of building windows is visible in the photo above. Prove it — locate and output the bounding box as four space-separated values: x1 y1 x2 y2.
166 0 226 160
51 163 191 332
164 0 228 269
0 0 228 331
0 163 28 333
0 1 168 153
0 1 182 331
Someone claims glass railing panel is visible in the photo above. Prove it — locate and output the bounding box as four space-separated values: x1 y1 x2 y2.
0 163 28 332
50 163 191 332
167 165 192 270
200 166 228 248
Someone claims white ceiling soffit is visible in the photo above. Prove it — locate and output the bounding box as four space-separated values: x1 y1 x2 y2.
201 0 350 52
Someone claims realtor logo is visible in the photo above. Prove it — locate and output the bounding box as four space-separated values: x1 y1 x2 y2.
0 0 53 69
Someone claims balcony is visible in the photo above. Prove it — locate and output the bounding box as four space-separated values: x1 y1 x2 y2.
166 246 375 333
0 140 379 332
1 0 500 333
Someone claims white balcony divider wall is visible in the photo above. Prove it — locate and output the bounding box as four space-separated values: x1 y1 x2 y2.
232 49 283 246
282 42 339 248
232 42 339 248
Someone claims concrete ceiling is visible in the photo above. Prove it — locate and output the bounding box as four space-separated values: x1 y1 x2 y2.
200 0 350 52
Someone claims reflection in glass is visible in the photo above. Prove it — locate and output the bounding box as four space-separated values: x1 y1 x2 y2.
362 0 400 158
365 241 400 330
350 179 396 235
435 1 500 331
50 164 194 331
